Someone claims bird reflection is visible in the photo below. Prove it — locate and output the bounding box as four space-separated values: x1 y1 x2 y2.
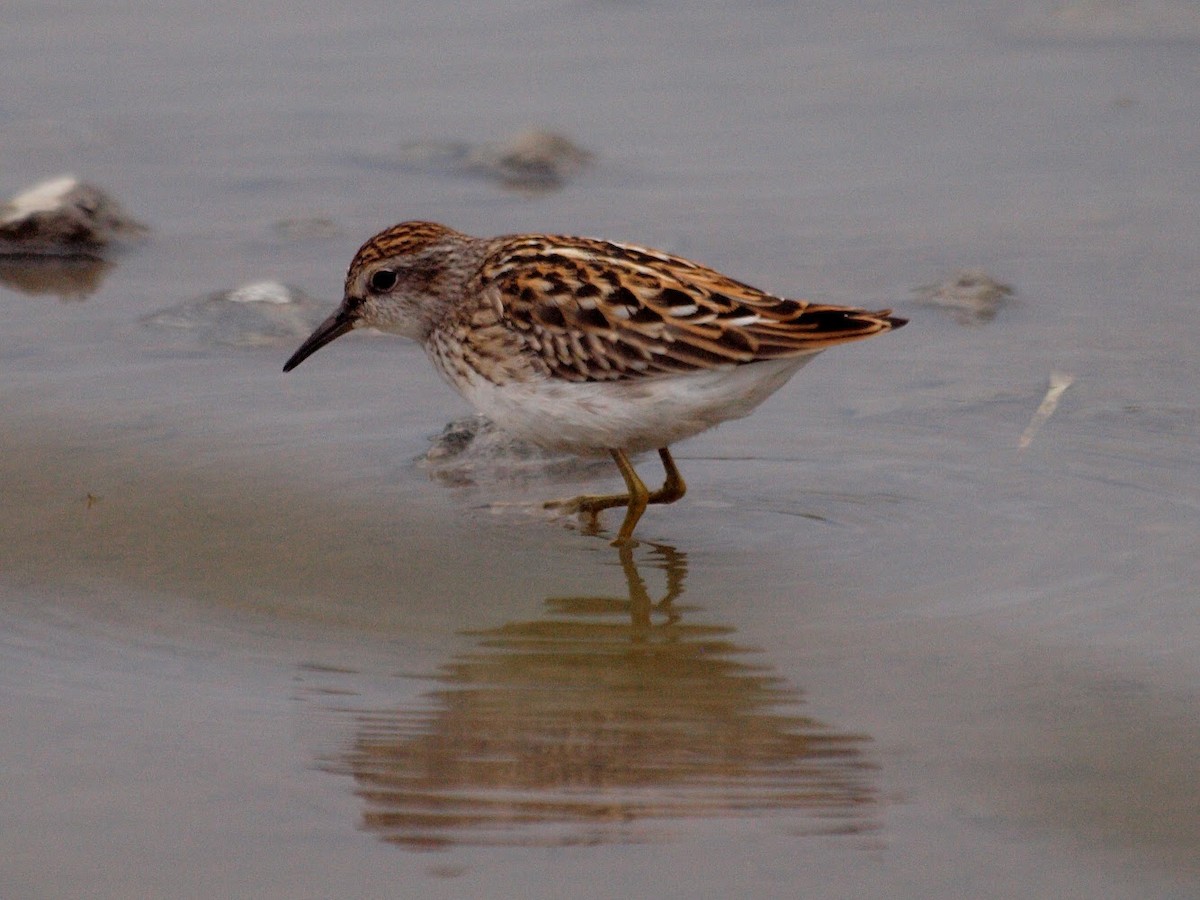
0 254 113 300
315 543 877 850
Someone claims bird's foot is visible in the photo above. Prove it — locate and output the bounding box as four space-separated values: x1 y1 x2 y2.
544 492 643 544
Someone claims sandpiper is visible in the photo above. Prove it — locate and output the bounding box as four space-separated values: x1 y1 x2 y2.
284 222 905 543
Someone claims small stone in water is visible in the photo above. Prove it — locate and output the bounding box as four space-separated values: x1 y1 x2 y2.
913 270 1014 324
464 129 594 191
141 282 330 348
227 280 296 305
392 129 593 192
0 175 146 255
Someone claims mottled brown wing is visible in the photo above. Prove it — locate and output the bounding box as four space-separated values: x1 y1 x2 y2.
479 235 905 383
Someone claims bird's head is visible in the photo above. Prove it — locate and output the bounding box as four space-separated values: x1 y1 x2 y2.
283 221 474 372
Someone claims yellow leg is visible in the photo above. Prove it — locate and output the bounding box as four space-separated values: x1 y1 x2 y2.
545 447 688 544
608 449 651 544
653 448 687 504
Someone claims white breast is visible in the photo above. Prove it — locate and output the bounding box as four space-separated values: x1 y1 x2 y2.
441 355 819 454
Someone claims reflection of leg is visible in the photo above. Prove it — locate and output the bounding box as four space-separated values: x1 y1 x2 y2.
621 541 688 629
649 541 688 610
542 540 686 627
618 541 653 631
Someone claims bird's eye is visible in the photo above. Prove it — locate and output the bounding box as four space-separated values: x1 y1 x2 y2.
368 269 398 293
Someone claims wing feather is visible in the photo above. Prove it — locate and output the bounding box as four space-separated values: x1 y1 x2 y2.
475 235 905 383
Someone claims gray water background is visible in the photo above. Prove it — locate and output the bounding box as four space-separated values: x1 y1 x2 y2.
3 1 1199 897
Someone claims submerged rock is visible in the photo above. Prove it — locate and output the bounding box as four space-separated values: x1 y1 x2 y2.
392 129 593 192
464 129 594 190
141 281 329 348
913 270 1014 324
0 175 146 256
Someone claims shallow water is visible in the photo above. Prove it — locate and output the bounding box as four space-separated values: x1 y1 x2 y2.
3 1 1199 897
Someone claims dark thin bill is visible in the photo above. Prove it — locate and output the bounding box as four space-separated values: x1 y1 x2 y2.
283 310 356 372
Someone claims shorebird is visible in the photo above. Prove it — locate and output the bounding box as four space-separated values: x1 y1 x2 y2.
284 222 905 543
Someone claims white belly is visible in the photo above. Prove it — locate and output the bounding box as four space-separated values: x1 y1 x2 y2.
443 355 819 454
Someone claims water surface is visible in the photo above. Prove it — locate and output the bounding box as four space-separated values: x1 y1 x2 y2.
3 1 1199 897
